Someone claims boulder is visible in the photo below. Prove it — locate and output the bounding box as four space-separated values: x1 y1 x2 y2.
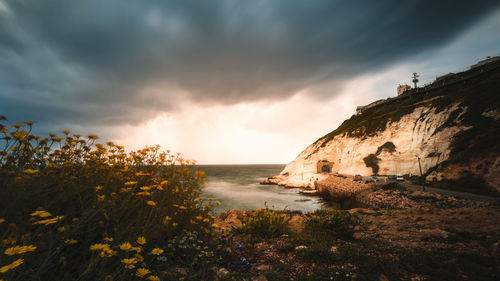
216 268 230 279
288 215 305 234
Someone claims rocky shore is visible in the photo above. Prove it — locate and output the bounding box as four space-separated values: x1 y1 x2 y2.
212 187 500 281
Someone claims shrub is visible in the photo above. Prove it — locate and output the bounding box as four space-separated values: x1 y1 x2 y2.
380 182 406 191
363 154 380 175
0 118 219 280
236 209 290 238
305 209 358 239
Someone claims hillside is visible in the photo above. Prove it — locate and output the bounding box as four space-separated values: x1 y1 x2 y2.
268 59 500 193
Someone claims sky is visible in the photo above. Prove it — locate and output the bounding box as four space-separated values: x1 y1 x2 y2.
1 0 500 164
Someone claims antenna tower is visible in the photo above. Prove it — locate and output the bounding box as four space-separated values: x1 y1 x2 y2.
412 72 419 88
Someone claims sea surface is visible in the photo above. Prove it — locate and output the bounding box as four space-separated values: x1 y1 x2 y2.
198 164 329 214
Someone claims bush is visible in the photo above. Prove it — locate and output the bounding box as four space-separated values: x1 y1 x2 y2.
0 118 219 280
430 174 500 196
305 209 358 239
380 182 406 191
362 154 380 175
235 209 290 238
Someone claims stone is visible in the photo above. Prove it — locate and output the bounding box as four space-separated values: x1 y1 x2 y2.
353 232 363 240
349 208 376 215
489 241 500 257
288 215 305 234
175 267 188 275
295 245 308 250
329 246 338 253
216 268 230 279
419 229 449 240
256 264 271 271
379 274 389 281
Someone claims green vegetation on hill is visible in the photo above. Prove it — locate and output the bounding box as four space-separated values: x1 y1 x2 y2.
316 66 500 152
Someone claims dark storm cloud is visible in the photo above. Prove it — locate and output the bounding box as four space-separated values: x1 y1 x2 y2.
1 0 499 126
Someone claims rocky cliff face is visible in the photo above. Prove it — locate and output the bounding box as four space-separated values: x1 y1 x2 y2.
271 62 500 191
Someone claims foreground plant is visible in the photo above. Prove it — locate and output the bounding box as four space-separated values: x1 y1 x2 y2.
0 116 218 280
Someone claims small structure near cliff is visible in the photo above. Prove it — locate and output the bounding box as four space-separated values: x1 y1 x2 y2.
397 84 412 96
317 160 334 173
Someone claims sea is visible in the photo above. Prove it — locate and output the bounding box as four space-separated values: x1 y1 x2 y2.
198 164 331 215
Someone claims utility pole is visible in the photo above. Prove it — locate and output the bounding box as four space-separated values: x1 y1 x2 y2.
416 155 425 191
412 72 419 89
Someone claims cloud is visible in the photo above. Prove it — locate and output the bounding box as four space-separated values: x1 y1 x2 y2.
1 0 499 127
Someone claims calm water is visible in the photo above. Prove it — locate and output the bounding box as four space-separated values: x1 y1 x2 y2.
198 164 329 214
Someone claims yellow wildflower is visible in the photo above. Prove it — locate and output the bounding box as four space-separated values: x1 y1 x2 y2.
57 226 66 232
10 146 18 151
151 248 164 255
0 258 24 273
64 239 78 245
136 236 146 245
121 258 137 269
136 191 150 196
100 248 118 258
30 210 52 218
135 172 151 176
215 201 221 205
4 245 37 255
104 237 114 242
212 223 219 228
88 134 99 140
178 206 187 210
10 124 23 128
124 181 137 186
95 185 103 191
134 253 144 262
23 169 39 174
0 219 5 224
140 186 151 191
33 216 64 225
198 197 205 200
132 246 142 253
146 201 156 206
203 218 209 223
163 216 171 224
90 243 110 251
97 195 105 202
119 242 132 251
160 180 168 185
136 268 151 278
120 187 132 192
148 275 160 281
196 216 202 220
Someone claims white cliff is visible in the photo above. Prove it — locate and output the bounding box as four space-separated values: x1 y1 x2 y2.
270 100 499 190
270 61 500 191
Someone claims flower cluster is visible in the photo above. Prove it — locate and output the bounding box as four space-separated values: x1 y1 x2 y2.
0 117 220 280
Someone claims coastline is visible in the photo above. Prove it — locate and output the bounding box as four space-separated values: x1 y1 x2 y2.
212 184 500 280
